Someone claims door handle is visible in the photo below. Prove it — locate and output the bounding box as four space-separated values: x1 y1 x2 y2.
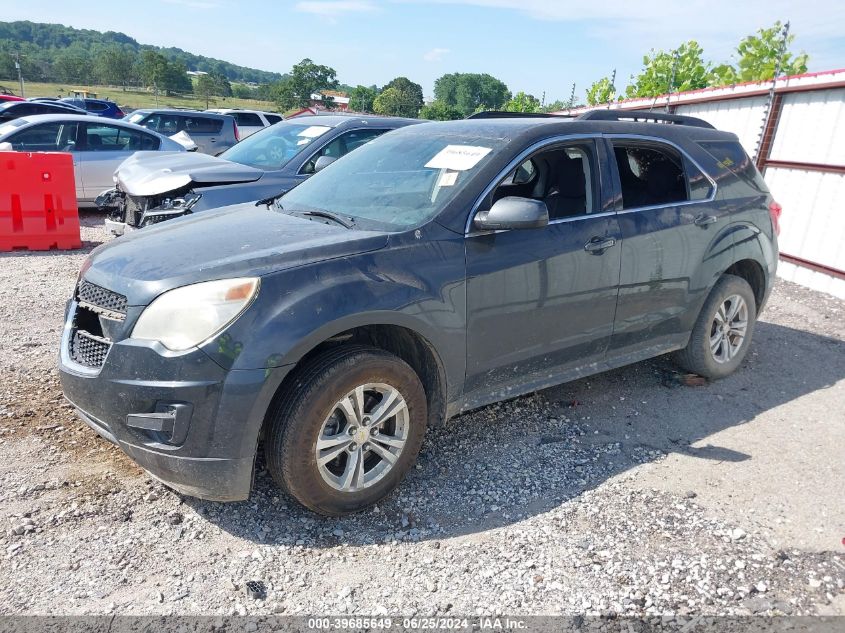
584 236 616 253
694 213 718 227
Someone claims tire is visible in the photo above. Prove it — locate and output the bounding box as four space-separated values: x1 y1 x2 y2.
264 345 427 516
675 274 757 380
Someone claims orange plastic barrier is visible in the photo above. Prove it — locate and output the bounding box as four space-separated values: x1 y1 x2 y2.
0 151 82 251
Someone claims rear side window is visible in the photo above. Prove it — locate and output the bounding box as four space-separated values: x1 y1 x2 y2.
234 112 263 127
612 143 687 209
183 116 223 134
85 101 109 113
265 114 282 124
7 122 79 151
698 141 768 194
84 123 159 151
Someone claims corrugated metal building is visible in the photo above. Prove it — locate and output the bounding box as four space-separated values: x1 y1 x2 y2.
556 70 845 299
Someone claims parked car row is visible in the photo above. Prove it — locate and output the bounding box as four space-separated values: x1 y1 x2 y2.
56 109 781 517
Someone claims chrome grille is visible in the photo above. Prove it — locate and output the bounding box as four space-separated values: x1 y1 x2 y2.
76 280 127 316
70 330 111 368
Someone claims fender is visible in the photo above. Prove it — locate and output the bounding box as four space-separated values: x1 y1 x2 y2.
199 225 468 403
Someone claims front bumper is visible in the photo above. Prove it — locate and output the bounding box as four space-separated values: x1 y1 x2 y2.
59 302 291 501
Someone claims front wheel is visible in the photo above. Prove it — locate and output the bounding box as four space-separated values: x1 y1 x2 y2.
675 274 757 380
265 346 427 516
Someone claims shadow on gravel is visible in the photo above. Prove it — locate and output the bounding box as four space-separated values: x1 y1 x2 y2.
186 319 845 546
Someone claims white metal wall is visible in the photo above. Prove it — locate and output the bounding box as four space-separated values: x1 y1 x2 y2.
676 90 845 299
675 96 768 156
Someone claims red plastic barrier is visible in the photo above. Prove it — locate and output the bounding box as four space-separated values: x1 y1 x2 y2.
0 151 82 251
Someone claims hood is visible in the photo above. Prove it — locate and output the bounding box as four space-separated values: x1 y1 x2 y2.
83 204 389 306
115 152 263 197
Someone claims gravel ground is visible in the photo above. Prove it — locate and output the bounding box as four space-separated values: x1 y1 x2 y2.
0 212 843 617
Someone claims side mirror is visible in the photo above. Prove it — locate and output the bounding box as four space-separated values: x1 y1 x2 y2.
314 155 337 173
473 196 549 231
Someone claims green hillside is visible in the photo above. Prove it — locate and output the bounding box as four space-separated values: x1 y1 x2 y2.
0 20 283 85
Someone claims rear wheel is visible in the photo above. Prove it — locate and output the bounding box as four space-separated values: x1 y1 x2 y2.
675 274 757 380
265 346 427 516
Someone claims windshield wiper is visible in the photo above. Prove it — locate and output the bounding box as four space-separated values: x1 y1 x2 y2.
296 209 355 229
256 192 283 207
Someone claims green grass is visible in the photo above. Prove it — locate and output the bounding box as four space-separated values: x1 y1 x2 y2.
17 81 278 113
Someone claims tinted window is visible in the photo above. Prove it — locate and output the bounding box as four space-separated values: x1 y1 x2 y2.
491 144 598 219
301 129 386 174
265 114 282 124
612 143 687 209
85 101 109 113
84 123 159 151
699 141 768 194
183 116 223 134
7 122 79 151
234 112 263 127
684 158 713 201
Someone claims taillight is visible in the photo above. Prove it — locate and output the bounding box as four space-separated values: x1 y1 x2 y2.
234 122 240 142
768 200 782 236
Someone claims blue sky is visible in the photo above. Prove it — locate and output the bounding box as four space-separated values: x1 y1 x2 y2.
3 0 844 102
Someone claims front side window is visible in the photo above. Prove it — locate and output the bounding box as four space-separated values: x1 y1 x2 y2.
300 129 386 174
612 143 688 209
281 130 504 231
488 143 598 220
7 122 79 152
136 113 181 135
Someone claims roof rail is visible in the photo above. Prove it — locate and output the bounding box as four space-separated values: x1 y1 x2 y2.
467 111 571 120
576 109 715 129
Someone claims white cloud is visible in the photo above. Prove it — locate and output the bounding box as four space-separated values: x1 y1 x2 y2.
296 0 377 16
423 47 450 62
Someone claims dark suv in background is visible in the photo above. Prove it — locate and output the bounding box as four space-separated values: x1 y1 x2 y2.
124 109 238 154
60 111 779 516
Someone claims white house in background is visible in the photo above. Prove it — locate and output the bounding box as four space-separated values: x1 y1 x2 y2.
186 71 208 77
556 69 845 299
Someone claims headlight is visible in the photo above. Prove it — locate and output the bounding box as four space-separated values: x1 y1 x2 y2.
132 278 259 351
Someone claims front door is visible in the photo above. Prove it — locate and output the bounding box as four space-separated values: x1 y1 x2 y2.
464 139 621 397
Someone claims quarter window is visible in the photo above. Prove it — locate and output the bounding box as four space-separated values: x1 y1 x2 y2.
612 143 688 209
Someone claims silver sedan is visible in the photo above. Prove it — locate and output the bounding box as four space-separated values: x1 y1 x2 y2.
0 114 185 206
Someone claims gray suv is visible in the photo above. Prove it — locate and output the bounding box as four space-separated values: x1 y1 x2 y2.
124 109 238 155
59 111 779 516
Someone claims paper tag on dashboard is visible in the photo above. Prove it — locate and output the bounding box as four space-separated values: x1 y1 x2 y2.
425 145 492 171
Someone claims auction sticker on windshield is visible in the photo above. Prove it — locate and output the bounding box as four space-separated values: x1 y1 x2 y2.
425 145 492 171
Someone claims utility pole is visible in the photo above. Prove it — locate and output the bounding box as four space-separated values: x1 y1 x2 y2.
14 51 25 98
666 50 679 112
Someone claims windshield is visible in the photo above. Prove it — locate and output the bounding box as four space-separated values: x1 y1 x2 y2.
0 118 27 137
280 129 505 231
220 120 332 169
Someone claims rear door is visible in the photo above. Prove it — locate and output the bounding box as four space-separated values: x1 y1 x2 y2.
464 137 622 397
606 137 727 355
76 122 161 200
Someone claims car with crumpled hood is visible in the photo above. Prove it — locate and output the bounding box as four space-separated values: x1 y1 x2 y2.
97 115 421 235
